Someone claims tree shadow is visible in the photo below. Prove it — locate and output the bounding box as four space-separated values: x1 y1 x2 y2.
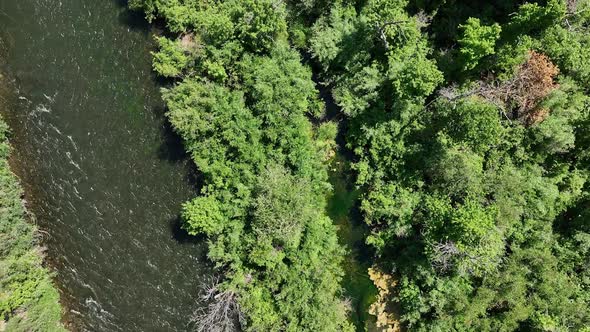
112 0 129 7
152 105 204 190
111 0 206 255
112 0 152 35
168 215 204 245
554 195 590 236
156 111 188 163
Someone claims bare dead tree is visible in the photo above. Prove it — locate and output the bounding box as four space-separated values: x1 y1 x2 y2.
431 240 501 275
564 0 590 31
431 240 461 272
390 51 557 145
480 51 558 125
192 276 244 332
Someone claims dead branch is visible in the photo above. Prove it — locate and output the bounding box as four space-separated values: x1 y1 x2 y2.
415 10 434 28
440 51 558 126
375 20 408 50
192 276 244 332
431 240 461 272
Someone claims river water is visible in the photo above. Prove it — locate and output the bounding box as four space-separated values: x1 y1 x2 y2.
0 1 209 331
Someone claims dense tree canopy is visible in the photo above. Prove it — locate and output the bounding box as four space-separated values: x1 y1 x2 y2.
304 0 590 330
132 0 590 330
130 0 352 330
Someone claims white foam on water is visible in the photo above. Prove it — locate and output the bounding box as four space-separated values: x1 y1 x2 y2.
33 103 52 115
67 135 78 151
43 92 57 103
66 151 82 171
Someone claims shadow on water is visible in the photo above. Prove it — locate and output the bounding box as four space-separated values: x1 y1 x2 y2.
113 0 204 203
156 110 188 163
111 0 191 169
155 111 204 190
169 215 201 245
114 0 152 34
114 0 211 299
113 0 207 242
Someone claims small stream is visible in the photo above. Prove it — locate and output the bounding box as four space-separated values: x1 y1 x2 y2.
328 153 377 331
0 1 209 331
317 69 377 330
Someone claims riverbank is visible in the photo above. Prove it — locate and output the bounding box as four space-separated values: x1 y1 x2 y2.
0 115 65 331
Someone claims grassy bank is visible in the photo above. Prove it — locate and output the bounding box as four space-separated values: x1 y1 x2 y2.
0 117 65 331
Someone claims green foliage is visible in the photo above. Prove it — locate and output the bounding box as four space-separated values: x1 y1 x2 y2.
162 65 351 328
241 165 351 331
182 196 225 236
494 35 536 79
458 18 502 70
163 80 263 198
233 0 288 53
505 0 566 37
0 118 65 331
541 25 590 86
308 3 358 70
251 165 311 252
309 0 443 119
152 36 190 77
134 0 590 330
427 142 485 198
304 0 590 330
134 0 352 330
133 0 288 51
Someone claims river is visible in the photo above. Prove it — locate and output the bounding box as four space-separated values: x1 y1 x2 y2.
0 1 209 331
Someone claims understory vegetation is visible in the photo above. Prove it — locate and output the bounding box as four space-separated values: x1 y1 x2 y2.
0 117 64 331
131 0 590 330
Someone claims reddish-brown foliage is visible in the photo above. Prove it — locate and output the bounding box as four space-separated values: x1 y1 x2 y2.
511 51 559 115
476 51 559 125
524 107 551 126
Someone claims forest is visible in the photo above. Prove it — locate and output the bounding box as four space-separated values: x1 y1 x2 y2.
123 0 590 330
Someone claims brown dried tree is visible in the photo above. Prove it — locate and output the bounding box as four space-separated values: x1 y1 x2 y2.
439 51 559 126
480 50 559 125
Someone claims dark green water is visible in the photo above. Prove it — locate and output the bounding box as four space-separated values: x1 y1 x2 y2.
0 1 209 331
